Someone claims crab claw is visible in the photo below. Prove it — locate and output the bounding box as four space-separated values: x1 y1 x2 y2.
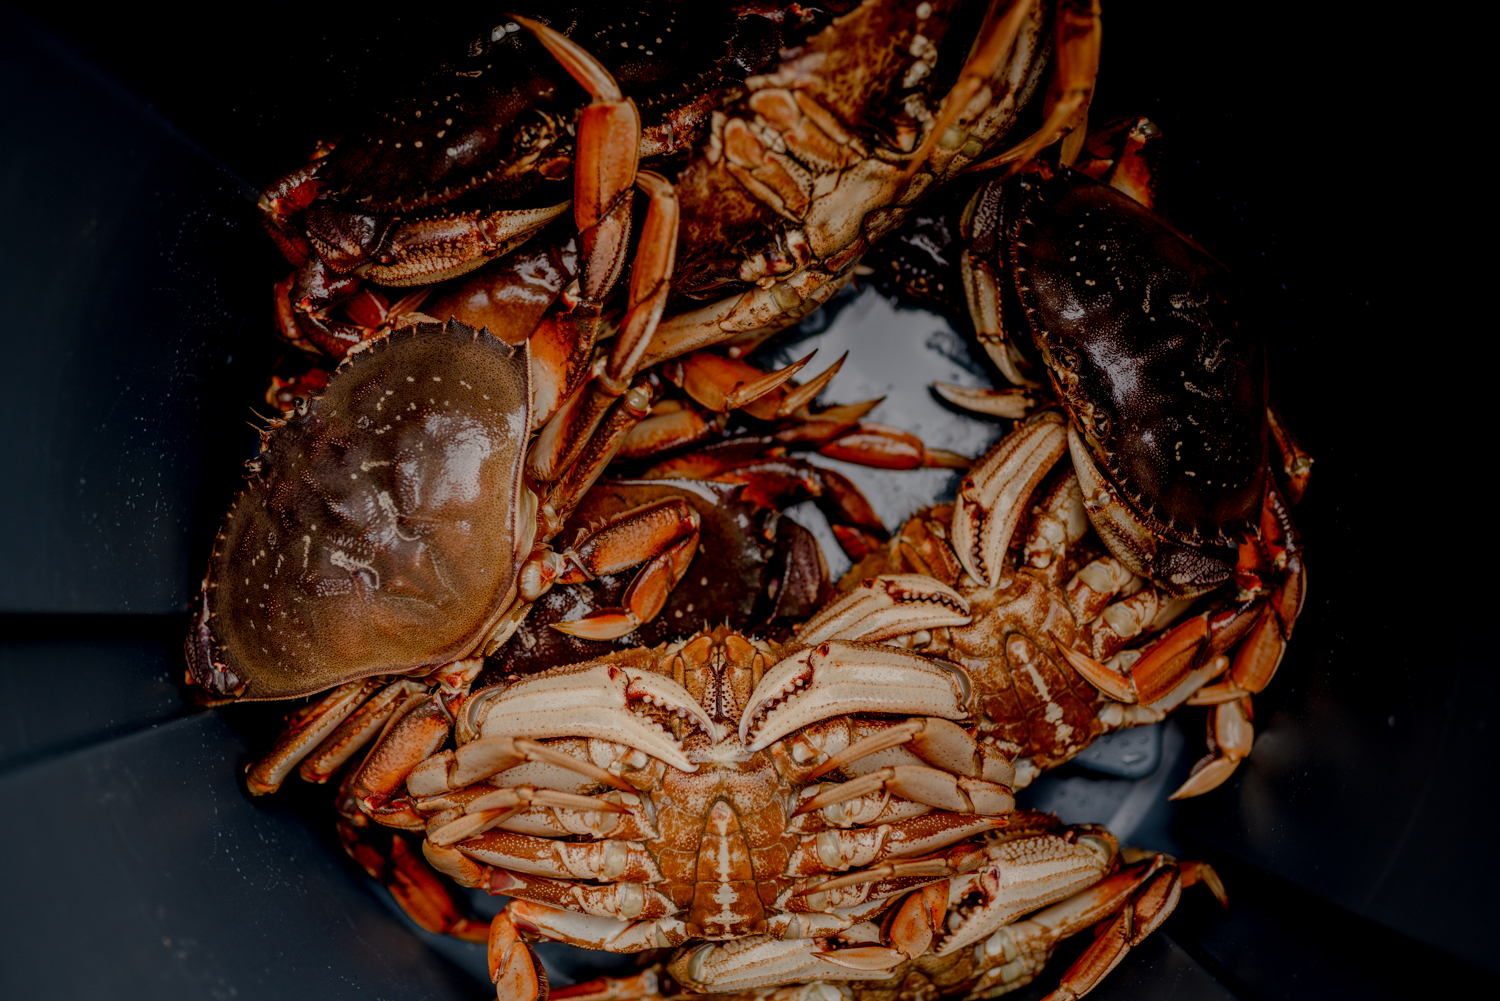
951 411 1069 587
490 910 549 1001
467 664 717 772
741 642 970 752
796 575 970 646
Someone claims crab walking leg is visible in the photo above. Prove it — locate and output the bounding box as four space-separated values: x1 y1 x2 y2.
817 423 971 470
785 814 1005 876
797 766 1015 817
352 692 456 827
959 233 1043 387
1267 403 1314 504
245 678 383 794
511 15 639 303
669 935 908 993
900 0 1045 186
336 823 490 943
548 969 663 1001
804 716 1015 788
933 380 1039 419
1169 697 1255 800
973 0 1102 173
1038 864 1183 1001
409 736 634 795
546 498 702 640
488 868 677 921
1188 483 1307 705
638 266 857 370
448 830 661 883
298 679 427 783
639 455 889 561
966 856 1178 997
528 170 679 486
508 900 691 953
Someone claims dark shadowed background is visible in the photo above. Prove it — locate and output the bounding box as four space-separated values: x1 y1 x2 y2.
0 2 1484 998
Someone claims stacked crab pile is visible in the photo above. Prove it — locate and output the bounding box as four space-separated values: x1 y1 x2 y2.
186 3 1309 1000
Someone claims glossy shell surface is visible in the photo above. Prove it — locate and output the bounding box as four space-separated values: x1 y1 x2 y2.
315 4 771 215
1005 168 1267 545
197 320 531 699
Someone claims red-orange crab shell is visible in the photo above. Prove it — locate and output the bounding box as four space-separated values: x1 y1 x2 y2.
186 320 532 700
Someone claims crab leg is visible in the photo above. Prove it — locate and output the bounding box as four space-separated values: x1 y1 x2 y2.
659 457 890 561
245 678 383 795
1188 483 1307 705
352 691 456 826
1169 696 1256 800
511 15 640 304
548 499 702 640
801 716 1013 788
408 735 633 795
818 423 971 470
489 868 676 921
959 233 1043 387
527 169 678 489
671 350 819 414
975 0 1102 172
933 381 1038 419
668 934 906 993
508 900 690 953
1022 472 1090 583
639 266 856 369
427 786 629 846
796 766 1014 818
785 813 1004 876
548 969 663 1001
902 0 1046 183
337 823 490 943
299 678 427 784
451 830 660 883
1037 863 1183 1000
1268 403 1314 504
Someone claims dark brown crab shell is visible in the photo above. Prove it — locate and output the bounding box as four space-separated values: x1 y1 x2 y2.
1001 166 1267 556
186 320 532 700
313 4 779 217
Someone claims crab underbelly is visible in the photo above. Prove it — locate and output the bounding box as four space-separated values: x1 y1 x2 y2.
655 768 793 939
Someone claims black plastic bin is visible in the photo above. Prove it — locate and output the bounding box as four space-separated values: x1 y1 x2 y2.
1 4 1490 998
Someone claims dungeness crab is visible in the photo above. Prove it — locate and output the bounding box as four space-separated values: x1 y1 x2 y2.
262 0 1099 368
392 579 1223 1001
859 118 1311 795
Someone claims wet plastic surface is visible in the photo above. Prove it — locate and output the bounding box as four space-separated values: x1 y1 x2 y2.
1 3 1491 999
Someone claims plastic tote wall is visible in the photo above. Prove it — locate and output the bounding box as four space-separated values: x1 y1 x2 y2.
0 3 1490 998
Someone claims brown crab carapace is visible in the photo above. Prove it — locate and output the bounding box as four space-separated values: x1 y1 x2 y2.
188 320 532 700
